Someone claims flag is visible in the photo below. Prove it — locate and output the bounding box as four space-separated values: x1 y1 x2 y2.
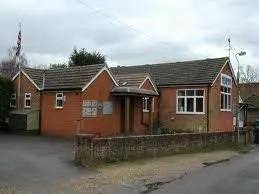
16 25 21 57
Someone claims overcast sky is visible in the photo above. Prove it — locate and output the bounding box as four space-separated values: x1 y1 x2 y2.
0 0 258 70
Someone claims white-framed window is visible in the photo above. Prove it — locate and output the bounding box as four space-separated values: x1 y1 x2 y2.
56 93 63 108
177 89 205 114
221 74 232 111
24 93 31 108
10 93 16 107
142 97 149 112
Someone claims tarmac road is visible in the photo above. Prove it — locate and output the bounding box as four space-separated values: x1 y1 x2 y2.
153 146 259 194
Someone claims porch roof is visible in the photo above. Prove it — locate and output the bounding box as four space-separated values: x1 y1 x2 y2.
111 86 159 96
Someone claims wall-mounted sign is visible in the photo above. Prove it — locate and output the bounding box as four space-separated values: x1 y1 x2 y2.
221 74 232 87
82 100 97 117
103 101 113 114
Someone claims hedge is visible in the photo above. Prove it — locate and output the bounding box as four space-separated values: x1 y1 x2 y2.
0 76 13 123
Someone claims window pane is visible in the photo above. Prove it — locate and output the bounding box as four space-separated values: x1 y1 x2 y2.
178 98 185 112
26 100 30 107
11 99 16 106
186 90 194 96
57 93 63 98
196 90 204 96
227 88 231 94
227 95 231 110
187 98 194 112
221 93 224 109
57 100 63 107
224 94 228 109
142 97 148 110
196 98 203 112
178 90 185 96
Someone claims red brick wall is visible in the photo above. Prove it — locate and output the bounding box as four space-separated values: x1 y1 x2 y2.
41 92 82 137
13 72 40 110
159 86 208 132
41 71 121 138
140 78 156 91
81 71 121 137
139 78 159 134
132 97 147 134
209 63 237 131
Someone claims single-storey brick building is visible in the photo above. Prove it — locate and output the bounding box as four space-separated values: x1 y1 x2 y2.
11 57 237 137
111 57 238 132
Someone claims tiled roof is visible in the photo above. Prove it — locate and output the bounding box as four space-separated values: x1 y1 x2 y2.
22 64 105 90
240 83 259 101
44 64 105 90
111 57 229 86
114 73 149 88
244 93 259 109
22 67 45 89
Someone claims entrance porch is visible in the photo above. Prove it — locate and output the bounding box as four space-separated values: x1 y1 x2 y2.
112 87 158 135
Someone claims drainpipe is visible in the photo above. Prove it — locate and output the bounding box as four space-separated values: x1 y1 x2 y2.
39 70 46 135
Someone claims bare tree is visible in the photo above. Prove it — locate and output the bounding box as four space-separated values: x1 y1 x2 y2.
240 64 259 83
239 64 259 100
0 47 28 78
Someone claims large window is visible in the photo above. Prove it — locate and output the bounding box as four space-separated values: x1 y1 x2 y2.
56 93 63 108
177 89 205 114
10 93 16 107
24 93 31 108
221 74 232 111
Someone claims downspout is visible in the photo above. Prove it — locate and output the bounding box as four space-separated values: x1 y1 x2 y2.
39 70 46 135
207 85 210 132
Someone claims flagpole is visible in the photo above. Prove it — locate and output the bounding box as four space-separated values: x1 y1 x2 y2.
17 54 21 110
17 22 22 110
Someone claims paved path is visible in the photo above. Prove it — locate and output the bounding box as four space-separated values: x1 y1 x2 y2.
153 146 259 194
0 134 90 190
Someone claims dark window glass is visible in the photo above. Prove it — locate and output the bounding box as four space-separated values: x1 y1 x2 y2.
57 100 63 107
178 90 185 96
187 90 194 96
196 90 204 96
221 93 224 109
178 98 185 112
187 98 194 112
196 98 203 112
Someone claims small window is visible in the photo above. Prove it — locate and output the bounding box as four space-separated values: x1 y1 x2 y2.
24 93 31 108
142 97 149 112
10 94 16 107
56 93 63 108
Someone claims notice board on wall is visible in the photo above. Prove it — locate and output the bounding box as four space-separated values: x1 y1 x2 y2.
82 100 97 117
103 101 113 115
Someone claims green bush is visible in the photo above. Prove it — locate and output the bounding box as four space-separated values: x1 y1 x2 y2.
0 76 13 124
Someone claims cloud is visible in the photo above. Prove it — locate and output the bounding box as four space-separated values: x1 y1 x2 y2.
0 0 258 69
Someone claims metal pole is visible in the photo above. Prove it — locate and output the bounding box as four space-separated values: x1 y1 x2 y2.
235 53 240 131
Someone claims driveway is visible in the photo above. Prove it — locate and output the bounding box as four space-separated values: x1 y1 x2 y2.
152 146 259 194
0 134 90 187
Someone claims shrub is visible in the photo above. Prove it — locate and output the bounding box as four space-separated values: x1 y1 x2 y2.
0 76 13 127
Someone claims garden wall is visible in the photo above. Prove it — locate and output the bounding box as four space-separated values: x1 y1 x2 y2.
75 131 249 165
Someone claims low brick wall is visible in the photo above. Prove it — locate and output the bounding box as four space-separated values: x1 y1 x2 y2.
75 131 247 165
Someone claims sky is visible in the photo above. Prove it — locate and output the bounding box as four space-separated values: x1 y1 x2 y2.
0 0 258 71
